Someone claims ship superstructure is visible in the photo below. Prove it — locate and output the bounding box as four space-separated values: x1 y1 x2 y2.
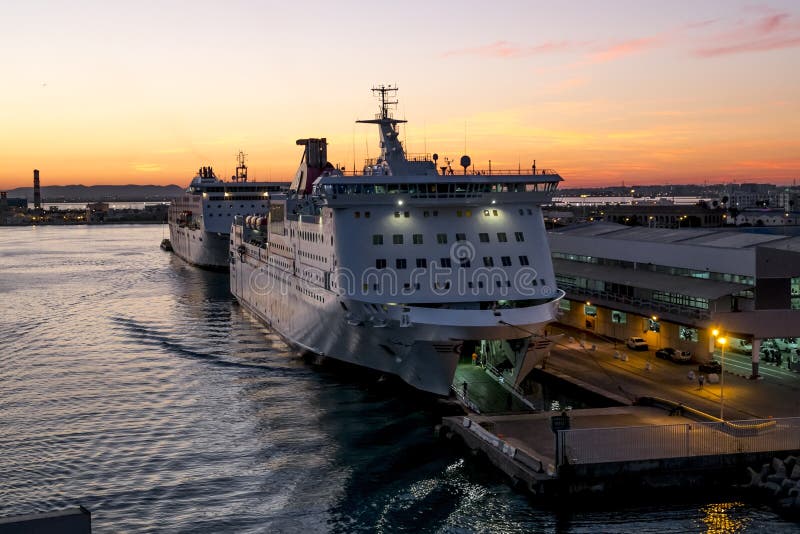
168 152 290 269
230 87 564 395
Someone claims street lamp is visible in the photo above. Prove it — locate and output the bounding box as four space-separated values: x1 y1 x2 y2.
651 315 660 348
717 336 727 420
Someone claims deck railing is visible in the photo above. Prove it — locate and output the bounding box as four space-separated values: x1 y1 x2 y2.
557 417 800 466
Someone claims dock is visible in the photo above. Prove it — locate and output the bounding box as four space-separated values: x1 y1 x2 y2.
442 323 800 496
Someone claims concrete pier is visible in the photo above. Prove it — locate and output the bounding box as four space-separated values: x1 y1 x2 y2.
442 323 800 496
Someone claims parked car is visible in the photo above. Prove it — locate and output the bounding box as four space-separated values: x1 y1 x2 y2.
698 360 722 374
655 347 692 363
626 337 648 351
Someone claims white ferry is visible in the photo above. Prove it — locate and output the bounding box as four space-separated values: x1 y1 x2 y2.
167 153 290 269
230 86 564 395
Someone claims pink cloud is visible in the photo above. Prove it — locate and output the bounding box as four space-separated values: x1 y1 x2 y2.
442 40 571 59
693 12 800 57
587 36 662 64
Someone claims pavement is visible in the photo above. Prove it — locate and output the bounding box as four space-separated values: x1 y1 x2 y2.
544 323 800 420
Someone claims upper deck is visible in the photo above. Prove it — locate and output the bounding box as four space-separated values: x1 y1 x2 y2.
312 171 561 207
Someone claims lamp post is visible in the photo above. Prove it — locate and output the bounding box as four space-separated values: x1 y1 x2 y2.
651 315 660 349
713 333 727 420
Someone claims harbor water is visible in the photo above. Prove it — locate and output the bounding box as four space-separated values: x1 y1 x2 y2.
0 225 797 532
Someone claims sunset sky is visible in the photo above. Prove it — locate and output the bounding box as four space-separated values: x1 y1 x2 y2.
1 0 799 189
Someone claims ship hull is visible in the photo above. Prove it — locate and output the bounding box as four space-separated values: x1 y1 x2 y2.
230 250 557 396
169 223 230 270
231 254 463 395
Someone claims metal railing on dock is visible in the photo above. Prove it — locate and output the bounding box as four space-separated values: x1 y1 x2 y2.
484 364 539 411
557 416 800 466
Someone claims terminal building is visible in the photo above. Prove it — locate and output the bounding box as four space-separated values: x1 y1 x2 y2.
549 223 800 378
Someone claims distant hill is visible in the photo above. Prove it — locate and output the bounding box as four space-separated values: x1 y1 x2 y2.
5 184 184 202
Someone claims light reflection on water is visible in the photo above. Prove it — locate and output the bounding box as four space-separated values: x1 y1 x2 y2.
0 225 797 533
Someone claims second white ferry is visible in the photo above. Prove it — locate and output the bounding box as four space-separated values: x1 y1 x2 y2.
167 152 290 269
230 86 564 395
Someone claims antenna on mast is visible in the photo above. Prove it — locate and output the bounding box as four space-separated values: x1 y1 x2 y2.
371 84 399 120
234 150 248 182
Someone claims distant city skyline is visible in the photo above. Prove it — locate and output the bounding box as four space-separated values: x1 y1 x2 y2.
1 0 799 189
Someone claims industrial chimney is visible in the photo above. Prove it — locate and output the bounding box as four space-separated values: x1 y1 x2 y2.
33 169 42 209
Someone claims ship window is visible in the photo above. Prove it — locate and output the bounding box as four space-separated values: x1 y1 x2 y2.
372 234 383 245
416 258 427 268
484 210 490 216
483 257 494 267
445 281 451 289
404 283 411 290
436 233 447 244
413 234 423 244
515 231 525 242
415 283 421 290
496 280 502 288
393 234 403 244
355 211 361 218
478 281 485 288
376 259 387 269
493 210 498 216
466 210 472 217
433 210 439 217
501 256 512 266
394 211 400 218
365 211 371 218
497 232 508 242
241 205 244 208
456 233 466 241
527 209 533 215
468 282 474 288
404 211 409 218
396 259 407 269
457 210 463 217
479 233 489 243
440 258 452 268
251 204 255 208
519 255 530 266
209 214 213 217
518 209 524 215
459 258 471 268
423 211 430 217
540 279 546 286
